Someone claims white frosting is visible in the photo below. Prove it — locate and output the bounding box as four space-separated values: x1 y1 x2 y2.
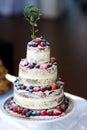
14 88 64 110
19 64 57 86
27 44 50 63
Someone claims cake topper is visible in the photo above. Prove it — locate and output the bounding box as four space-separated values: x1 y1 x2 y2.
24 5 41 40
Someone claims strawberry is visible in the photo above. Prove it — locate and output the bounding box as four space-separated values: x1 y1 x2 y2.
50 57 56 63
51 83 57 90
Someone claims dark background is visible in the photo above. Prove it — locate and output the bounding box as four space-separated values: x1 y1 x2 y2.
0 1 87 99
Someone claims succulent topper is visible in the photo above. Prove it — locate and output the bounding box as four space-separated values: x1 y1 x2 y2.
24 5 41 40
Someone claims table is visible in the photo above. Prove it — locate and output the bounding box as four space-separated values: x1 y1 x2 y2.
0 90 87 130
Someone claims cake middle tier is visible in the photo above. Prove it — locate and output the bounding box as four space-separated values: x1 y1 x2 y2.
19 59 57 86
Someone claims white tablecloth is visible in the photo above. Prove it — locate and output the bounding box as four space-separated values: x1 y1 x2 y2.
0 90 87 130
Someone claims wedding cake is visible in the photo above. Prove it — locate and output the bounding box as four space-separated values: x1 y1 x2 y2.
5 5 73 120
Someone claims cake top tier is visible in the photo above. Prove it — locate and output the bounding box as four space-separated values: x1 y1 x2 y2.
26 37 51 64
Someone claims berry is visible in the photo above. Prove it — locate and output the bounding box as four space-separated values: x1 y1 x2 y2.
46 85 52 91
36 111 41 116
18 107 23 113
16 85 21 90
46 42 50 46
8 104 13 110
35 64 40 69
34 39 41 44
47 110 53 116
55 106 61 111
33 88 40 92
28 64 34 69
47 63 52 68
40 42 46 47
51 83 57 90
12 105 18 112
32 43 38 47
50 57 56 63
29 88 33 93
40 64 48 69
32 111 37 116
9 100 14 105
22 108 29 115
40 110 47 116
26 111 32 117
40 87 46 92
29 86 34 89
53 109 62 116
20 85 26 90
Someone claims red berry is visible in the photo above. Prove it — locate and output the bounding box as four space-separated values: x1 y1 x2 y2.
50 57 56 63
47 110 53 116
40 64 48 69
55 106 61 111
53 110 62 116
18 107 23 113
40 87 46 92
40 42 46 47
35 64 40 69
47 63 52 68
34 39 41 44
40 110 47 116
33 88 40 92
12 105 18 112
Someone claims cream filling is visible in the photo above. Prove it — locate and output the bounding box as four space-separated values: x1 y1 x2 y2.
27 46 50 64
14 90 64 110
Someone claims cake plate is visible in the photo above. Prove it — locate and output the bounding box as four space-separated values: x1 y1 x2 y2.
0 94 78 130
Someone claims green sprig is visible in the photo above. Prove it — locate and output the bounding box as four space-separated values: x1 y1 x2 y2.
23 5 41 39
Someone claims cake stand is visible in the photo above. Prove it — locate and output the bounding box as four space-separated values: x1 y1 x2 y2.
0 93 78 130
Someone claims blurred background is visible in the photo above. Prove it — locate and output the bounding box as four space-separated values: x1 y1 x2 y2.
0 0 87 98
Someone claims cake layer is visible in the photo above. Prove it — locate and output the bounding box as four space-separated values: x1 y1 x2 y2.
14 87 64 110
27 37 50 64
19 62 57 86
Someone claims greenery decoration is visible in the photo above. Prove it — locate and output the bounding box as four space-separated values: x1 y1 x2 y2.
24 5 41 39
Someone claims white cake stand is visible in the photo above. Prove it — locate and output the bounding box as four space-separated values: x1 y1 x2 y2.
0 93 78 130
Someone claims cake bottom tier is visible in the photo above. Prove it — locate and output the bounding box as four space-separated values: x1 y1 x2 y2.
4 96 73 120
14 87 64 110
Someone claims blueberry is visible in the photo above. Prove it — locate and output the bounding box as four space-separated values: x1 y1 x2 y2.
19 83 23 86
29 86 34 89
8 104 13 110
16 85 21 90
32 111 37 116
26 111 32 117
36 111 41 116
46 42 50 46
46 85 52 91
29 88 33 93
28 42 33 47
56 84 60 89
26 88 29 91
53 62 57 65
32 62 36 66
